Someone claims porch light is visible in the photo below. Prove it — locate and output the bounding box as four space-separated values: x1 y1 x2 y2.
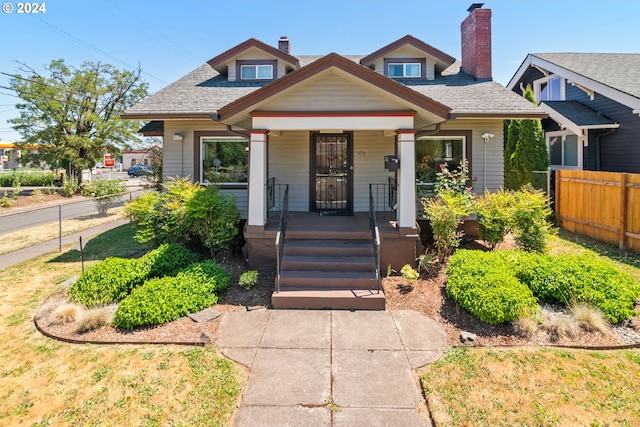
173 133 184 142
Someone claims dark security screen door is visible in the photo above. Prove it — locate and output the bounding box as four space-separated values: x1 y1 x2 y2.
312 133 352 212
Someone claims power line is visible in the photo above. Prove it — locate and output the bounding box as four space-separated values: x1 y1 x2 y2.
28 15 169 85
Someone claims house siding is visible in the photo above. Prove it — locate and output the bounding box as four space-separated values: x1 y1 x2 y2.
268 131 310 211
353 131 395 211
566 84 640 173
440 119 505 193
262 73 408 112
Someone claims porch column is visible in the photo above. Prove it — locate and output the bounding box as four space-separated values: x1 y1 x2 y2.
396 131 416 231
247 130 268 229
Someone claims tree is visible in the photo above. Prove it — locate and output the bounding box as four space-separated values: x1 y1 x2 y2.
504 119 520 190
9 59 148 182
510 85 548 189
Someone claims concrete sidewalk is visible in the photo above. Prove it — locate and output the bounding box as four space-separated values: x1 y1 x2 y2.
0 218 129 270
218 309 447 426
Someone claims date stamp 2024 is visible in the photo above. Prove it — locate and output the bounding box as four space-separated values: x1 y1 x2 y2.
2 2 47 14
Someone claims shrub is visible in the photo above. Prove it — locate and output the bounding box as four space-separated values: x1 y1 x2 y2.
184 186 240 257
423 191 473 262
447 265 537 325
113 261 230 330
510 186 552 252
50 303 83 325
514 315 539 339
516 253 639 324
475 189 516 249
83 179 126 215
570 302 610 334
400 264 419 282
68 244 199 307
239 270 258 290
75 306 114 333
0 171 56 187
61 173 79 196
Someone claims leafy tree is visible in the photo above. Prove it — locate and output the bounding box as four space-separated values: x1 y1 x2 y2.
9 59 148 183
510 85 549 188
504 120 520 189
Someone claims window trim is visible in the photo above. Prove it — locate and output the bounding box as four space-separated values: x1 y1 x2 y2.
546 130 582 170
383 58 426 79
534 74 565 102
415 135 467 182
236 59 277 81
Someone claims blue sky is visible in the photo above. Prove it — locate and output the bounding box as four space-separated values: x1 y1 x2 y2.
1 0 638 141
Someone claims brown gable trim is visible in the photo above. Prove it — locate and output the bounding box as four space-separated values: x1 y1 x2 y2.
121 113 215 120
218 53 451 121
251 110 416 118
207 38 300 69
360 35 456 68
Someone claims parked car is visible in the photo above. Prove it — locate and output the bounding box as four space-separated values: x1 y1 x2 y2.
127 164 152 177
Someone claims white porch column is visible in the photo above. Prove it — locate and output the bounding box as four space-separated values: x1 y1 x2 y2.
247 131 268 229
396 131 416 231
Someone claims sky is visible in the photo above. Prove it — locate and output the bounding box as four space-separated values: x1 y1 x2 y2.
1 0 638 142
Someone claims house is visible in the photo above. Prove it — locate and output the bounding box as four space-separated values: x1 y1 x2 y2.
123 4 544 309
122 145 162 169
508 53 640 173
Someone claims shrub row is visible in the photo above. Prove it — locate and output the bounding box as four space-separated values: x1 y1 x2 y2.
112 261 230 330
0 171 57 187
68 244 200 307
447 250 640 324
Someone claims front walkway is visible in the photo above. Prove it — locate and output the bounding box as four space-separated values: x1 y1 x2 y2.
218 309 446 426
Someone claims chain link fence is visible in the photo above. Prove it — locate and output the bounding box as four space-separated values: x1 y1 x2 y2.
0 189 143 254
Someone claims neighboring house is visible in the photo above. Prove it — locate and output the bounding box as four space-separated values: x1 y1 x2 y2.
0 142 20 170
508 53 640 173
122 145 162 169
124 4 544 309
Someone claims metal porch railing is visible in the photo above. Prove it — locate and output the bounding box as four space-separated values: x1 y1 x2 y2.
274 184 289 293
368 184 382 294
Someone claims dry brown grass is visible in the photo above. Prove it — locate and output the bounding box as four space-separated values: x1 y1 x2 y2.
544 315 580 342
74 306 115 333
513 315 539 339
49 303 83 325
571 302 611 334
422 347 640 427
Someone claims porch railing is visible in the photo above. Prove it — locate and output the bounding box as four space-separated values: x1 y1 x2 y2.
368 184 382 294
267 177 289 212
274 184 289 293
369 177 397 220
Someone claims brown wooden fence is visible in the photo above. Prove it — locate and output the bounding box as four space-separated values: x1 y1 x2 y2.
555 170 640 253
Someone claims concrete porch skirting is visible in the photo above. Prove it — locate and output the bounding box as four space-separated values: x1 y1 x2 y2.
244 212 419 272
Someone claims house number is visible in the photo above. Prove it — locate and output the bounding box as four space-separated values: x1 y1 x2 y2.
357 151 366 155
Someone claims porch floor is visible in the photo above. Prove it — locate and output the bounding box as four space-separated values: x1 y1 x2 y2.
265 211 397 236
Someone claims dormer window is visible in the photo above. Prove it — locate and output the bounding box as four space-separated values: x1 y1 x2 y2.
384 58 425 79
237 60 277 81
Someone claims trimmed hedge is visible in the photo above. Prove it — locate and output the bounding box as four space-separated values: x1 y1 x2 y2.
0 171 57 187
447 250 640 325
69 244 200 307
447 250 537 324
113 261 230 330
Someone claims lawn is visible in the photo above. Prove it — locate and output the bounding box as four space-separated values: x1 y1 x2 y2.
0 224 243 426
422 232 640 427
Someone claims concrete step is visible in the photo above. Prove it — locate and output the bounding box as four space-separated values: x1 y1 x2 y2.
271 289 385 310
280 255 376 272
283 239 374 257
279 270 378 290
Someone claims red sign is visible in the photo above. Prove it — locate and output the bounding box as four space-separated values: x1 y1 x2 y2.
103 154 115 168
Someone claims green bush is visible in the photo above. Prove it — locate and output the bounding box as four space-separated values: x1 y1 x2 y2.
125 178 240 256
423 191 473 262
475 189 515 250
82 179 127 215
239 270 258 290
0 171 56 187
69 244 199 307
61 173 79 197
113 261 230 330
68 257 148 307
447 250 537 324
516 254 640 324
511 185 552 252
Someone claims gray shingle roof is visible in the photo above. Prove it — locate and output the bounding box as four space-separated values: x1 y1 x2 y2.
532 53 640 100
125 55 544 118
541 101 617 127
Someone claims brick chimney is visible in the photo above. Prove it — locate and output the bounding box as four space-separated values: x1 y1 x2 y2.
278 36 291 54
461 3 492 81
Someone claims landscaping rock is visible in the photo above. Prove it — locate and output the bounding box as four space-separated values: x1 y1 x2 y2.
188 308 221 323
199 332 211 344
460 331 477 345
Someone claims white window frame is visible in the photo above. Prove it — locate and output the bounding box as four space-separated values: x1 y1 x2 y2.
546 130 582 170
387 62 422 78
534 74 565 102
240 64 273 80
200 136 249 185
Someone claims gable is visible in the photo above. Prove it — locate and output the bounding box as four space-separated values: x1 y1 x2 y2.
206 38 300 78
218 53 451 129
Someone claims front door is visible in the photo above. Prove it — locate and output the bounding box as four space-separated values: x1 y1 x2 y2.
311 133 353 213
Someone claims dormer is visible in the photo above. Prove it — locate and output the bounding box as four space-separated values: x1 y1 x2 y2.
359 35 455 80
207 37 300 82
